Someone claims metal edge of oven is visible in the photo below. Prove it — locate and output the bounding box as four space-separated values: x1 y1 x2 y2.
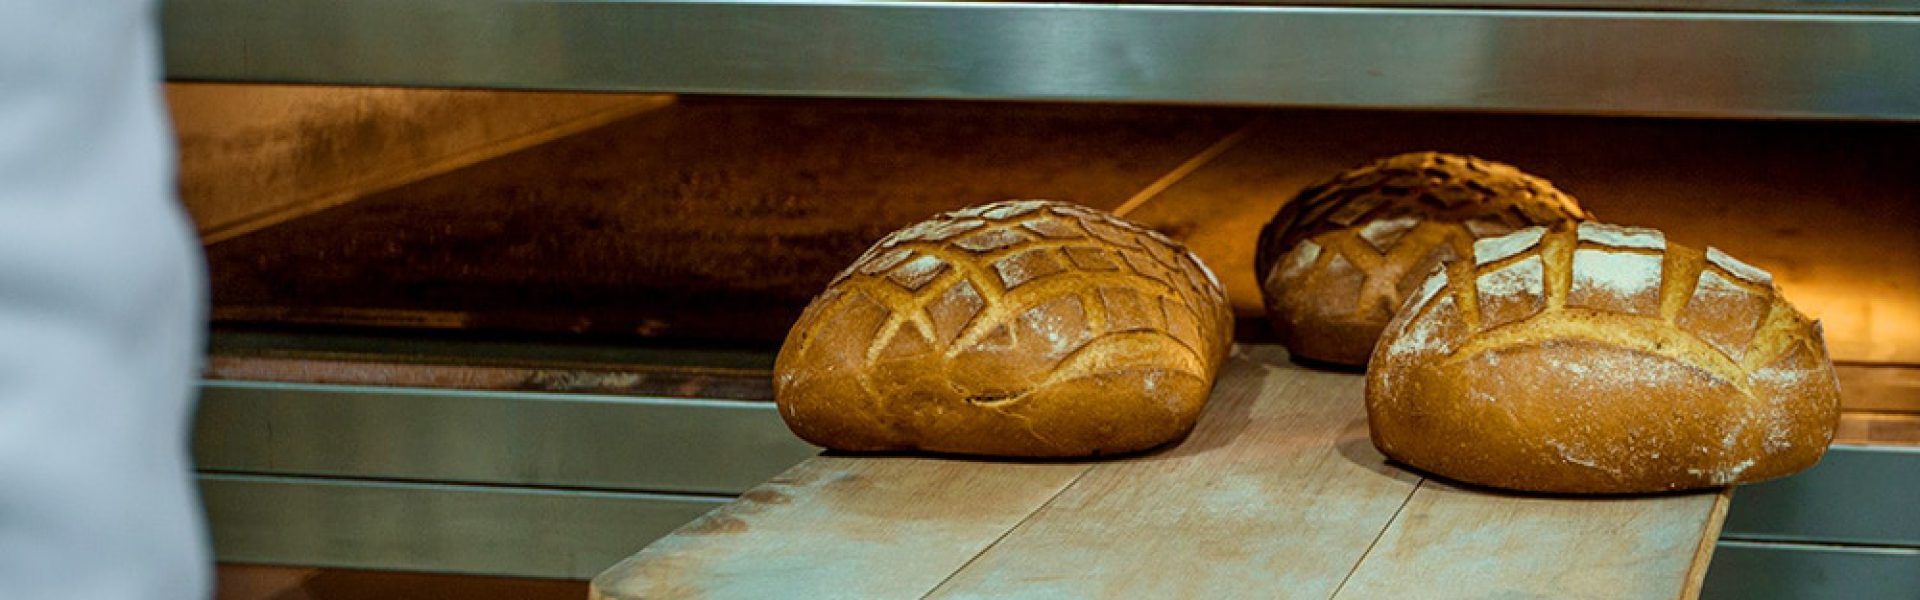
192 380 819 496
161 0 1920 121
192 378 819 579
1700 444 1920 600
198 472 733 581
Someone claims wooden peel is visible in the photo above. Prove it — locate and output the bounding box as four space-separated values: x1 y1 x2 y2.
592 345 1728 599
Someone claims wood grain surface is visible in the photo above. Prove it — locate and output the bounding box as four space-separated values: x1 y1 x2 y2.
591 345 1729 599
589 455 1090 600
1332 483 1729 599
924 348 1420 599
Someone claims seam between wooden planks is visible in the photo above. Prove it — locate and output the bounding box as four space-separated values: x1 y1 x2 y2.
1327 477 1427 599
917 465 1096 599
1110 118 1261 219
1678 487 1735 600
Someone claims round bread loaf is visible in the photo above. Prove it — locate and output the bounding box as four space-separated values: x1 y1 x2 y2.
774 200 1234 457
1255 152 1591 366
1367 222 1841 493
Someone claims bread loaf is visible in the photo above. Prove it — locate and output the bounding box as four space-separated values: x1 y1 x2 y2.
774 200 1233 457
1367 222 1841 493
1255 152 1591 366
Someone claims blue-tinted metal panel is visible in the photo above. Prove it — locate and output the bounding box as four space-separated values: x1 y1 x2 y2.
194 381 818 496
1701 541 1920 600
1722 445 1920 547
201 473 730 580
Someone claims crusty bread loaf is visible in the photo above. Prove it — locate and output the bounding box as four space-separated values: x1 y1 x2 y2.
1255 152 1591 366
774 200 1233 457
1367 222 1841 493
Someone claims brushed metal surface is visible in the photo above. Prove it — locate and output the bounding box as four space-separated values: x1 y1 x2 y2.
163 0 1920 119
207 330 780 373
200 473 728 580
1701 541 1920 600
1721 444 1920 547
194 381 818 495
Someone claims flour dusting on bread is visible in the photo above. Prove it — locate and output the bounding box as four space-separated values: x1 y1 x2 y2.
1576 221 1665 250
1474 227 1544 266
1367 222 1840 493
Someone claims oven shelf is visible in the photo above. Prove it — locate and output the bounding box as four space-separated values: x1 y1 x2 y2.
161 0 1920 120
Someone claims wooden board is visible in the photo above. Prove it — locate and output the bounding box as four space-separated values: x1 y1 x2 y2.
589 456 1089 599
1333 483 1730 599
591 345 1729 599
924 348 1420 598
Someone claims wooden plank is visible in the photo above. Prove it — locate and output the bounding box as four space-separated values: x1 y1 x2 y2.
1333 482 1729 599
924 346 1421 599
1683 492 1735 600
589 456 1088 599
596 343 1726 597
595 344 1728 596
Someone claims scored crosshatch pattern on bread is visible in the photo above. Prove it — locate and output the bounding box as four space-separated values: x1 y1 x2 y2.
814 200 1231 373
775 200 1233 456
1255 152 1591 365
1384 223 1821 383
1255 152 1587 278
1369 222 1842 493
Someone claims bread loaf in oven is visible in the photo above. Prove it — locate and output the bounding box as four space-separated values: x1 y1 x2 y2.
1256 152 1591 366
1367 222 1841 493
775 200 1233 457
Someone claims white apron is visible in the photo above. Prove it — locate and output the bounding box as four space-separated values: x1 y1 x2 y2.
0 0 210 597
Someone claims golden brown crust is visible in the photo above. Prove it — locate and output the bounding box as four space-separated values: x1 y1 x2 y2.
1367 223 1841 493
1255 152 1590 366
774 200 1233 457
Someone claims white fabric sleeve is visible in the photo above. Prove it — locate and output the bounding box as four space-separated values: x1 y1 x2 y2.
0 0 212 598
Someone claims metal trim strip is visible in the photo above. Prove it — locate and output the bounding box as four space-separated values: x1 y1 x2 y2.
193 380 819 495
1701 540 1920 599
200 473 730 579
164 0 1920 119
1720 444 1920 548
